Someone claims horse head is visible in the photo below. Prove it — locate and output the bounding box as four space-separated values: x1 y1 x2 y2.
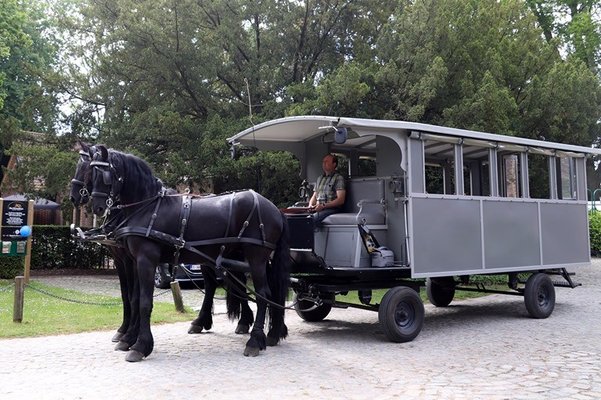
70 141 97 207
89 145 123 216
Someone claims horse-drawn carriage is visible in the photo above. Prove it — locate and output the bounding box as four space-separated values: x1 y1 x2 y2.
228 116 601 342
71 116 599 361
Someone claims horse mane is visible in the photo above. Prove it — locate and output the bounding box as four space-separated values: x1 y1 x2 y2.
109 149 162 201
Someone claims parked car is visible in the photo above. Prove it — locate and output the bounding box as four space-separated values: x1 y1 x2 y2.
154 263 206 289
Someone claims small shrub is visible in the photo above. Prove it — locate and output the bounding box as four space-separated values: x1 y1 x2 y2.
589 211 601 256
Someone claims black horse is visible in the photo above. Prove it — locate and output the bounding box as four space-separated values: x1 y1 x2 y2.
88 145 290 361
70 144 134 344
70 143 256 346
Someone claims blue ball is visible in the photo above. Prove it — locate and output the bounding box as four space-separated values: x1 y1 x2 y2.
19 225 32 237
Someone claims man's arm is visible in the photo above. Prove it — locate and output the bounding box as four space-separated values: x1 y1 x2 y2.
329 189 346 208
308 192 317 208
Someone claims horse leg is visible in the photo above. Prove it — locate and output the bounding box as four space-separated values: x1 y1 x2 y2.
265 260 288 346
188 265 216 334
244 250 271 357
112 251 130 342
229 271 253 334
266 216 290 347
115 257 139 351
125 252 156 362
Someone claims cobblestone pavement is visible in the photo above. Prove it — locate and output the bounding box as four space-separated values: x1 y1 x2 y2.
2 261 601 399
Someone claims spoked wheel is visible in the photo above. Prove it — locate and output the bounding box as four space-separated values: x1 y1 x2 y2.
154 264 171 289
426 277 455 307
378 286 424 343
293 292 335 322
524 273 555 319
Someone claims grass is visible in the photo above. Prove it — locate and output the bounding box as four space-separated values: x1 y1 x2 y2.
0 280 194 339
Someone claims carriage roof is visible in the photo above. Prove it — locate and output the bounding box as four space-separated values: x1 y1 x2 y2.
228 115 601 157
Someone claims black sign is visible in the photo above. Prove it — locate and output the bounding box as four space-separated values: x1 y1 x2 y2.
1 200 29 240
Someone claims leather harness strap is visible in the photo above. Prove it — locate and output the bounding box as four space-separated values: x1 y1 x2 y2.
110 190 276 268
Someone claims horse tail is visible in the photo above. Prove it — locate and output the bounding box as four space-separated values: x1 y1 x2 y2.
225 271 247 321
268 212 291 339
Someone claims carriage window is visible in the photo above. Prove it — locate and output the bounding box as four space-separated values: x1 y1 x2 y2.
357 157 376 177
334 153 349 177
462 142 491 197
424 139 455 195
425 164 445 194
529 153 551 199
501 153 521 198
558 156 576 200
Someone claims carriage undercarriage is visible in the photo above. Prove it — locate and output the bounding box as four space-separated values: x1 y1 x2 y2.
286 243 580 343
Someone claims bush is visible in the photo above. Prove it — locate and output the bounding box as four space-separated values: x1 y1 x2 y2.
589 211 601 256
0 256 24 279
30 226 109 270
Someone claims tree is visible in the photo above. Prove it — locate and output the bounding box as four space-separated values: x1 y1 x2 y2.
526 0 601 72
312 0 601 147
52 0 397 190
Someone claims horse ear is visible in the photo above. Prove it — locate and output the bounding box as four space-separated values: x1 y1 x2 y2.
98 145 109 161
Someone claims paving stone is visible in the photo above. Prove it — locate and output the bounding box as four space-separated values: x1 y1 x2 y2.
1 260 600 398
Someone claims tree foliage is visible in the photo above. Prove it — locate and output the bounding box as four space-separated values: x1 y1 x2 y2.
527 0 601 71
2 0 600 207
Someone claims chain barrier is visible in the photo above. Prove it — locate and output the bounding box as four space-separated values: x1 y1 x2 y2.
4 279 172 306
24 283 170 306
25 283 124 306
153 289 171 298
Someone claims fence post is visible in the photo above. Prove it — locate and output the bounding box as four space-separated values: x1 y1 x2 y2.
170 281 185 313
13 276 25 323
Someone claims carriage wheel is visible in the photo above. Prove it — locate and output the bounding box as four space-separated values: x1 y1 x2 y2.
378 286 424 343
524 273 555 319
426 277 455 307
293 292 335 322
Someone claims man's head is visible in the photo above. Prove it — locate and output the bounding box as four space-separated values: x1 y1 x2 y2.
322 154 338 174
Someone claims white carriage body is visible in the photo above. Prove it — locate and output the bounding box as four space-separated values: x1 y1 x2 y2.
228 116 601 278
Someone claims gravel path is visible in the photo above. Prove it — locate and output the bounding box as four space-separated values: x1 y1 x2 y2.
2 261 601 399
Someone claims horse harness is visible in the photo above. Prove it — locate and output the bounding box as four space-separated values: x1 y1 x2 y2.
109 189 278 271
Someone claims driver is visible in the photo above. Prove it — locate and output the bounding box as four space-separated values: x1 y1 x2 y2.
308 154 346 226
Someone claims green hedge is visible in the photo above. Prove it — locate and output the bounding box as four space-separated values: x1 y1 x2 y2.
30 226 109 270
590 211 601 256
0 256 24 279
0 226 110 279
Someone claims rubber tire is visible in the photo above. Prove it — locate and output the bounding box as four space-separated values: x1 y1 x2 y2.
378 286 424 343
294 292 334 322
524 273 555 319
154 264 171 289
426 277 455 307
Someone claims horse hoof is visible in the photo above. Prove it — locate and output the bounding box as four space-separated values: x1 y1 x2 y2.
188 324 203 334
111 332 124 343
244 346 260 357
114 341 130 351
125 350 145 362
235 324 250 334
266 337 279 347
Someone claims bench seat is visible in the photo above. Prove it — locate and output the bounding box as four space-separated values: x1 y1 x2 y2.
321 178 386 226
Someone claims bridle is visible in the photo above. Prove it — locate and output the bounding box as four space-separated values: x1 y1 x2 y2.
71 150 92 203
90 157 122 215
